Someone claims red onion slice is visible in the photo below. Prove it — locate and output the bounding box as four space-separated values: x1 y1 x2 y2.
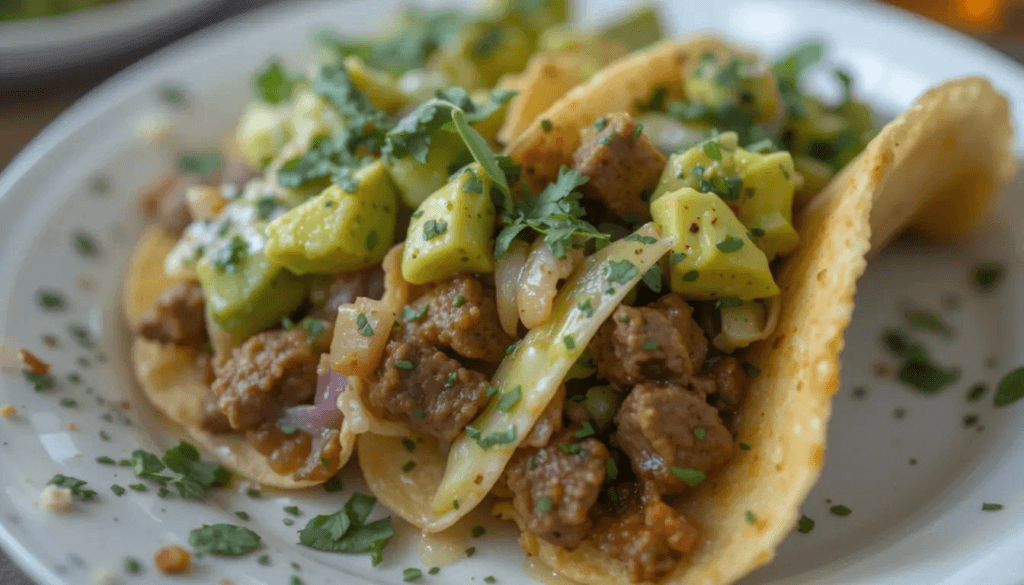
277 369 347 435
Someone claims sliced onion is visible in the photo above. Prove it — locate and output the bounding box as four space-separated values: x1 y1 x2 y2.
337 375 409 437
278 364 347 435
517 241 582 329
495 239 529 337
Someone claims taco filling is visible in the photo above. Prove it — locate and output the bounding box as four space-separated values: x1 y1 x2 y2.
126 1 663 485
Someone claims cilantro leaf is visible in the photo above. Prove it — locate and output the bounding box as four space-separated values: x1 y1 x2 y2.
298 493 394 567
494 166 608 258
314 64 386 123
48 474 96 501
188 524 261 557
162 442 231 499
254 59 295 105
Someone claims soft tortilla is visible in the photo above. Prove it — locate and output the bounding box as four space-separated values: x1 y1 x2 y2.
124 226 355 489
357 37 1015 584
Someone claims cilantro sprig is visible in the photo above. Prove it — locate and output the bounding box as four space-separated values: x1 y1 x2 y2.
121 442 230 499
494 166 608 259
298 493 394 566
48 475 96 500
188 524 262 557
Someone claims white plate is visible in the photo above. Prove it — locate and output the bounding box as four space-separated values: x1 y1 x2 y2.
0 0 225 80
1 0 1023 583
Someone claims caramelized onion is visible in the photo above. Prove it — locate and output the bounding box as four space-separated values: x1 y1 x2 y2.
517 241 582 329
495 239 529 336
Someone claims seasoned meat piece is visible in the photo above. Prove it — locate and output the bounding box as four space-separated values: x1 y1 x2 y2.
368 341 491 442
594 487 699 582
703 356 748 413
402 274 513 364
137 282 208 347
199 391 231 434
211 329 319 431
506 431 609 548
592 294 708 386
615 383 733 494
572 111 667 219
140 174 197 235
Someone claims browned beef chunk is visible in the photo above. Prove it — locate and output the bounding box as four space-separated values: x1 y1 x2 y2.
199 391 231 434
594 486 698 582
368 340 491 442
592 294 708 386
402 274 513 364
137 283 208 347
211 329 319 431
703 356 747 414
140 174 197 235
506 431 609 548
572 112 667 219
615 383 733 495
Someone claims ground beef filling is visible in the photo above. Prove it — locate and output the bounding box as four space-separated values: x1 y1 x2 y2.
507 295 749 582
137 282 208 347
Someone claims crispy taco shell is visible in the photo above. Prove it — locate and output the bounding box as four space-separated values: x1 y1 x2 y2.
357 37 1015 584
124 226 356 489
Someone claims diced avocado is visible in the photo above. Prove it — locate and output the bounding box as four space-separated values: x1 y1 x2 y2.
652 132 799 260
651 187 779 300
387 130 470 208
196 249 310 339
235 102 291 170
343 56 408 115
402 164 496 284
433 19 537 90
682 49 780 125
264 160 398 274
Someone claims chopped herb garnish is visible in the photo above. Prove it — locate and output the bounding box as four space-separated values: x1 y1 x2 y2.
967 383 987 402
574 422 596 439
642 340 659 351
284 506 301 516
452 294 466 308
604 457 618 480
797 515 815 533
973 263 1003 292
356 313 374 337
994 367 1024 407
671 252 687 264
606 259 639 285
284 518 295 526
541 119 553 132
898 354 960 394
577 299 594 317
255 196 279 220
423 219 448 241
73 231 99 257
247 487 262 498
443 371 457 388
642 264 663 293
694 427 707 440
682 270 699 282
396 359 414 370
471 525 486 538
96 456 116 465
402 305 429 322
254 59 294 105
496 386 522 412
402 437 416 453
594 116 608 131
465 546 476 557
297 493 393 566
903 307 954 338
536 497 553 512
670 467 706 487
188 524 261 557
178 151 223 179
36 289 65 310
745 510 756 523
703 140 722 161
60 398 76 408
739 442 752 451
429 567 440 575
211 235 248 274
258 554 270 565
741 362 761 377
558 442 582 456
402 461 416 473
484 577 497 584
125 557 141 573
111 484 126 496
982 503 1003 511
465 425 518 449
48 475 96 500
235 511 250 521
25 371 54 391
403 567 423 582
124 442 230 499
830 505 852 516
324 475 343 493
563 336 576 350
128 483 147 492
716 235 745 253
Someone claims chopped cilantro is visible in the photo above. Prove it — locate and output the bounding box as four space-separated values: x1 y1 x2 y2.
124 442 229 499
558 442 582 456
429 567 440 575
403 567 423 582
59 398 76 407
563 336 576 350
396 359 414 370
694 427 707 440
235 511 250 521
254 196 280 220
465 546 476 557
258 554 270 565
444 372 457 388
402 437 416 453
741 362 760 377
898 354 960 394
703 140 722 161
96 456 115 465
470 525 486 538
128 483 147 492
423 219 448 241
48 475 95 500
536 497 553 512
188 524 261 557
669 467 706 487
541 119 553 132
797 515 815 533
594 116 608 131
484 577 497 584
284 506 301 516
178 151 222 179
465 425 518 450
247 487 262 498
110 484 126 496
973 263 1003 292
124 557 141 573
297 493 394 566
745 510 757 524
402 461 416 473
356 313 374 337
739 442 752 451
642 264 663 293
682 270 699 282
402 305 429 322
716 235 745 253
24 371 54 391
606 259 638 285
577 298 594 317
830 504 852 516
967 383 987 402
254 59 294 105
452 294 466 308
496 385 522 412
36 289 65 310
574 422 595 439
211 235 248 274
605 457 618 480
494 166 607 259
486 385 499 397
994 367 1024 407
982 503 1003 511
903 307 954 338
73 231 99 257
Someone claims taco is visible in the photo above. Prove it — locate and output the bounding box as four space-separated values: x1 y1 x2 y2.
123 3 663 488
353 36 1015 583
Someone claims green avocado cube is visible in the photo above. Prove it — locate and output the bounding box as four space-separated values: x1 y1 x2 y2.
652 187 779 300
196 249 310 339
402 164 496 285
264 160 398 275
387 130 470 208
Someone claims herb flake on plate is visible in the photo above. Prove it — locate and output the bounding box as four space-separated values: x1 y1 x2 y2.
188 524 261 557
297 493 394 566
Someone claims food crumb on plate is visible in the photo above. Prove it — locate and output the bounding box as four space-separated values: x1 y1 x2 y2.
154 545 191 574
68 422 78 431
1 404 17 418
18 348 50 375
90 568 117 585
38 485 75 513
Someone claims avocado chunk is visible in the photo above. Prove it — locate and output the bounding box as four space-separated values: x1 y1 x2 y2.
651 187 779 300
652 132 799 260
402 164 496 284
235 102 291 170
682 49 780 126
387 130 470 208
196 248 310 339
343 56 408 115
264 160 398 275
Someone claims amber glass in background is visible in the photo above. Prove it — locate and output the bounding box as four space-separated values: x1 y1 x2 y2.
885 0 1024 58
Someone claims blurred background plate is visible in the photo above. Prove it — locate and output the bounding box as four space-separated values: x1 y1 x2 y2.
0 0 227 81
